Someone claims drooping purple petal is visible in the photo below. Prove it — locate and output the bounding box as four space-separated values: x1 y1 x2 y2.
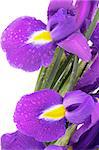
1 131 45 150
6 42 56 72
72 121 99 150
1 16 46 51
76 54 99 93
44 145 67 150
1 16 56 72
58 32 91 61
14 89 66 142
63 90 95 124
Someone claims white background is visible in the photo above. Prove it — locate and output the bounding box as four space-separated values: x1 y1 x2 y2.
0 0 50 137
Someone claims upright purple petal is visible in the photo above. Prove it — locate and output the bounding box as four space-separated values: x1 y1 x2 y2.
63 90 95 124
48 0 73 19
81 1 98 33
48 0 91 29
76 54 99 93
47 8 77 42
44 145 67 150
75 0 91 27
14 89 66 142
1 16 56 72
58 32 91 61
1 131 45 150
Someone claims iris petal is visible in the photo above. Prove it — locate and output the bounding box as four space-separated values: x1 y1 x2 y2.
48 0 73 19
14 89 66 142
48 0 91 29
91 23 99 52
39 104 65 121
72 121 99 150
75 0 91 27
63 90 95 124
47 8 77 42
1 16 46 51
6 42 56 72
71 103 99 144
76 55 99 93
1 131 45 150
1 16 56 72
58 32 91 61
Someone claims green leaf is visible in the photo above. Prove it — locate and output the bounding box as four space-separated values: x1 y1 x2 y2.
41 47 64 89
35 67 47 91
59 56 78 96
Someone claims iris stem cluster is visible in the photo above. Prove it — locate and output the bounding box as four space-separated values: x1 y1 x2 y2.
34 9 99 146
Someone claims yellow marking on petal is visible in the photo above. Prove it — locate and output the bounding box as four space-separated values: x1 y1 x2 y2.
33 30 52 42
39 104 66 121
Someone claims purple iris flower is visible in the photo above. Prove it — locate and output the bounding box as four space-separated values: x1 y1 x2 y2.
44 145 66 150
70 102 99 150
1 1 92 72
47 0 92 61
1 130 45 150
14 89 94 142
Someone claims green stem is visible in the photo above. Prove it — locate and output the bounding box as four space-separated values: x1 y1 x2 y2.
59 56 78 96
41 48 64 89
75 61 88 82
53 60 73 91
51 55 73 89
34 67 47 91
